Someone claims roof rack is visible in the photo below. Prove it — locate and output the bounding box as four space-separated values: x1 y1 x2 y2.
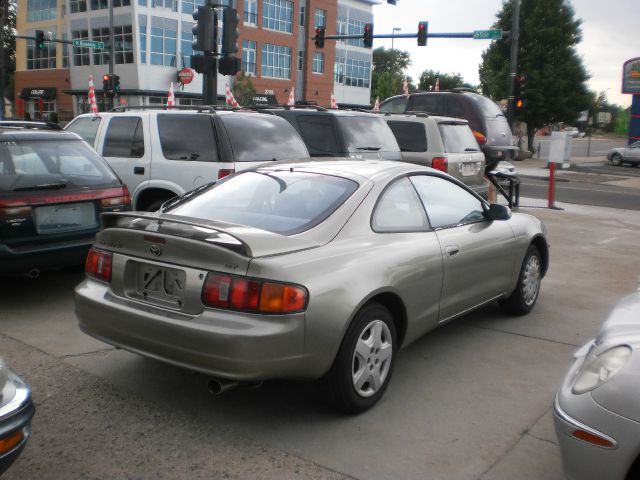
281 104 328 111
108 105 221 113
0 120 63 130
404 110 435 117
450 87 479 93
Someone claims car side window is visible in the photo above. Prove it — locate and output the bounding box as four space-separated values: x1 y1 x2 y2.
372 177 429 232
102 117 144 158
410 175 486 229
386 121 427 152
409 95 443 115
157 114 219 162
65 117 101 146
296 115 340 156
379 97 408 113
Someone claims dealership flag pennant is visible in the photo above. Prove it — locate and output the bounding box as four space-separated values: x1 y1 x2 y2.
288 87 295 106
225 82 239 107
330 92 338 109
403 77 409 96
87 75 99 116
435 77 440 92
167 82 175 107
373 96 380 112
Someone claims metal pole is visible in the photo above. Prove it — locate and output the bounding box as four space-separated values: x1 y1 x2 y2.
109 0 115 109
0 1 5 120
507 0 520 130
203 0 218 105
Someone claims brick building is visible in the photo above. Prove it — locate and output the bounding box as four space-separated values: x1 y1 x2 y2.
14 0 374 120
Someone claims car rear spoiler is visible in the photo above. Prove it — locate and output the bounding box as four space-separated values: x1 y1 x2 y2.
100 212 320 258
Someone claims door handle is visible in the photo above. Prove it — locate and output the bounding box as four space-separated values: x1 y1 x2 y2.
445 245 460 257
134 166 144 175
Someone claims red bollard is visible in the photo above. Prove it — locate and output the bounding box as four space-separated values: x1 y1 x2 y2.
548 162 556 209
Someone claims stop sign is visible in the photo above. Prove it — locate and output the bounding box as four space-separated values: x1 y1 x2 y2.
177 68 194 85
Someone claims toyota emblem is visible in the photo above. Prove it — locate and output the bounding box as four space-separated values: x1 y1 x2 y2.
150 245 162 256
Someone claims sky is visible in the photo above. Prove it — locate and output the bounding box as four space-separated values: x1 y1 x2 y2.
371 0 638 108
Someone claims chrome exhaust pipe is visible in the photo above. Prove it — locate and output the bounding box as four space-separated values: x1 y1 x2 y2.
207 378 241 395
26 269 40 279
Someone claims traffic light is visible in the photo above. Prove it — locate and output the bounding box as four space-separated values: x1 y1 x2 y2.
314 26 325 49
192 5 216 53
191 54 216 75
219 55 241 76
417 21 428 46
35 30 46 50
102 74 110 92
114 75 120 92
515 74 526 109
363 23 373 48
222 7 239 55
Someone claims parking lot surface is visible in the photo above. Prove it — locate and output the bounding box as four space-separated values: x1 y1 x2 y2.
2 198 640 479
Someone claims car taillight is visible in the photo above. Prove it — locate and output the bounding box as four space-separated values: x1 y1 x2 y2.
202 272 307 314
85 248 112 282
472 130 487 145
432 157 448 172
218 169 234 179
0 206 33 218
100 186 131 209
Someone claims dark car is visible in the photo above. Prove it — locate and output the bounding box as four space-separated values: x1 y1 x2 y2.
265 107 402 160
0 358 34 475
379 89 517 168
0 122 131 276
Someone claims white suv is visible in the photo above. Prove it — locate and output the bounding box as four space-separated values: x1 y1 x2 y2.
65 107 310 210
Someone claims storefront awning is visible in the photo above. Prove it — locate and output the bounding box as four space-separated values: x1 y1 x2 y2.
20 87 57 100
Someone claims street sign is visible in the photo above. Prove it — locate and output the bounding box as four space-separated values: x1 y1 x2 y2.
72 39 104 49
473 30 502 40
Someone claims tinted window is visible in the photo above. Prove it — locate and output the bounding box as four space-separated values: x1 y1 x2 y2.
0 139 120 192
410 175 485 229
438 123 481 153
379 97 409 113
65 117 101 146
386 121 427 152
372 177 429 232
409 95 444 115
465 93 504 117
221 115 309 161
337 117 400 153
158 114 217 162
103 117 144 158
442 97 466 118
168 170 358 235
296 115 340 156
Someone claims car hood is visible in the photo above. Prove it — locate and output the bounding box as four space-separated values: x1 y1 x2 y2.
595 292 640 347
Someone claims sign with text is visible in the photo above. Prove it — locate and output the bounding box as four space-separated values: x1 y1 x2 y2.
473 30 502 40
622 57 640 94
72 39 105 49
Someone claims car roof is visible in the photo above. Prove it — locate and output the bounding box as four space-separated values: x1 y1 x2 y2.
0 127 82 142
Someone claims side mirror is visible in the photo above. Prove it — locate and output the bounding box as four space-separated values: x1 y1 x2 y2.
487 203 511 221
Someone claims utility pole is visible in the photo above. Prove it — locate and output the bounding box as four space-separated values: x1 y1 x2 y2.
109 0 115 109
507 0 521 129
0 1 5 120
204 0 218 105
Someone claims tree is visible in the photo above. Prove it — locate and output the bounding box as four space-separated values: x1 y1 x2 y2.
1 0 16 106
479 0 591 151
371 47 413 103
417 70 476 91
232 71 256 106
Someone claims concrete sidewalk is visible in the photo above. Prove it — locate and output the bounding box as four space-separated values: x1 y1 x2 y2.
510 155 608 180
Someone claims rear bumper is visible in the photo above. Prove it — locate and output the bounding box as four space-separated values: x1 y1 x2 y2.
75 278 313 381
0 371 35 476
0 237 92 275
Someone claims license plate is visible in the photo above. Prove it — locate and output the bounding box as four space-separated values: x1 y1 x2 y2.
34 202 98 234
137 264 186 307
460 162 479 177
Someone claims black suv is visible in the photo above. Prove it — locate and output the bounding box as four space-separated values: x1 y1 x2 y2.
379 89 516 168
265 107 402 160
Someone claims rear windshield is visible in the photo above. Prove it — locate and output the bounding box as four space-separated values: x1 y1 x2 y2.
465 93 504 118
168 170 358 235
0 138 120 192
221 115 310 161
337 117 400 153
438 123 481 153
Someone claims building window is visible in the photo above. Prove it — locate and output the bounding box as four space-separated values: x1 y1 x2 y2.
337 15 365 47
27 39 57 69
262 0 292 34
90 0 108 10
92 26 133 65
242 40 256 75
72 30 91 66
70 0 87 13
312 52 324 74
151 26 177 66
314 8 325 28
299 5 304 26
27 0 57 22
152 0 177 11
139 25 147 63
26 99 56 121
113 0 131 6
62 33 69 67
297 50 302 71
182 0 204 15
261 43 291 79
334 57 370 88
178 98 203 106
244 0 257 25
181 30 193 68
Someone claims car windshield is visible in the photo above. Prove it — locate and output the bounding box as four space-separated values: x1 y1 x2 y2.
167 170 359 235
337 117 400 153
0 138 120 192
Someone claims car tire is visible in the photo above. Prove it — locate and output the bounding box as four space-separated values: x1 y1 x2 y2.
499 245 542 315
610 154 623 166
320 302 397 414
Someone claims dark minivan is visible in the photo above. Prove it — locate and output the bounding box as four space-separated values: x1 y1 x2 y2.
379 89 517 168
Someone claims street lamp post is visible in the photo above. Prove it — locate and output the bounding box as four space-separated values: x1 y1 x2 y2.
391 27 401 51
